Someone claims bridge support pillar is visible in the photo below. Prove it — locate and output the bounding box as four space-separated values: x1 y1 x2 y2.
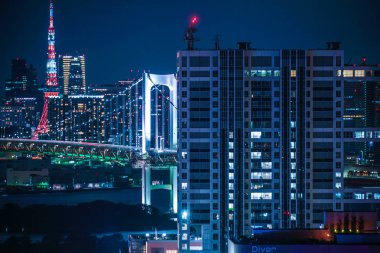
142 163 177 214
142 162 151 206
170 165 178 213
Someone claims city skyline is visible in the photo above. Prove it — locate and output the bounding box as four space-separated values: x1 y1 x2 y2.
0 0 380 85
0 1 380 253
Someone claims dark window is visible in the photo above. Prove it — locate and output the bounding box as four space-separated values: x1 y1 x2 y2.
313 56 333 66
252 56 272 67
189 56 210 67
190 71 210 77
182 56 187 67
212 56 218 67
336 56 341 66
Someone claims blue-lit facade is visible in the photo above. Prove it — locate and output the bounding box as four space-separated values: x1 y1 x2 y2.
177 43 380 253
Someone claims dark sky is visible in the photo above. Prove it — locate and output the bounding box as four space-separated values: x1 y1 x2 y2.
0 0 380 85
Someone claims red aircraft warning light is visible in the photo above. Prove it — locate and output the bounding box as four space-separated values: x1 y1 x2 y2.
191 16 198 25
185 16 199 50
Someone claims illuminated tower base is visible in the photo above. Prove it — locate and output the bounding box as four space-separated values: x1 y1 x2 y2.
32 92 59 139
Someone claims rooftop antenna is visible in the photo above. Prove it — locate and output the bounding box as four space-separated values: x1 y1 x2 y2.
184 16 199 50
214 34 221 50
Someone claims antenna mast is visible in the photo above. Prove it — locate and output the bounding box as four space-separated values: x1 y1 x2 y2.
184 16 199 50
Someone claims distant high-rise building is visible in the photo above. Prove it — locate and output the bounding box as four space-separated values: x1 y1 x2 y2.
1 58 41 138
177 42 380 253
4 58 40 101
58 55 86 95
47 95 106 142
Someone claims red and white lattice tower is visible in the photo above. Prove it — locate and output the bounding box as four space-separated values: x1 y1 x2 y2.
33 0 59 139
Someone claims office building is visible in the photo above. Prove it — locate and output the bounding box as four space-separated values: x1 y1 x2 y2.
177 42 380 252
58 55 87 95
4 58 40 101
1 58 41 138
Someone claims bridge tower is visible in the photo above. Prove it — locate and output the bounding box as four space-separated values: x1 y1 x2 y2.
33 0 59 139
142 73 177 153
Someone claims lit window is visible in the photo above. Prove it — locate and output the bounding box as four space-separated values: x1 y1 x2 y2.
261 162 272 169
229 183 234 190
274 70 280 77
354 193 364 199
181 211 188 220
291 173 296 180
291 183 296 189
343 70 353 77
335 182 342 189
229 173 234 180
251 192 272 200
291 163 296 170
181 183 188 189
229 203 234 210
229 193 234 200
229 162 234 170
291 70 297 77
336 70 342 77
229 152 234 159
251 172 272 180
166 250 178 253
252 183 263 189
229 142 234 149
251 152 261 159
335 192 342 199
291 193 296 199
291 214 296 221
355 70 365 77
354 131 365 138
290 142 296 149
251 131 262 138
335 172 341 178
290 152 295 159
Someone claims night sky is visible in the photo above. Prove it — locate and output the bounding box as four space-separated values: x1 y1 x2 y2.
1 0 380 85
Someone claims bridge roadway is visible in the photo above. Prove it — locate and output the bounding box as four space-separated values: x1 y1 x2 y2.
0 138 177 163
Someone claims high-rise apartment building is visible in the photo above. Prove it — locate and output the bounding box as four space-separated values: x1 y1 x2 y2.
47 95 106 142
57 55 86 95
177 42 380 253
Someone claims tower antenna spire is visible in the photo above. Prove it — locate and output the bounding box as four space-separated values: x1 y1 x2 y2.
33 0 59 139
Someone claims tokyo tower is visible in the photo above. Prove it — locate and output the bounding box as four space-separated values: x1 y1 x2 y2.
33 0 59 139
